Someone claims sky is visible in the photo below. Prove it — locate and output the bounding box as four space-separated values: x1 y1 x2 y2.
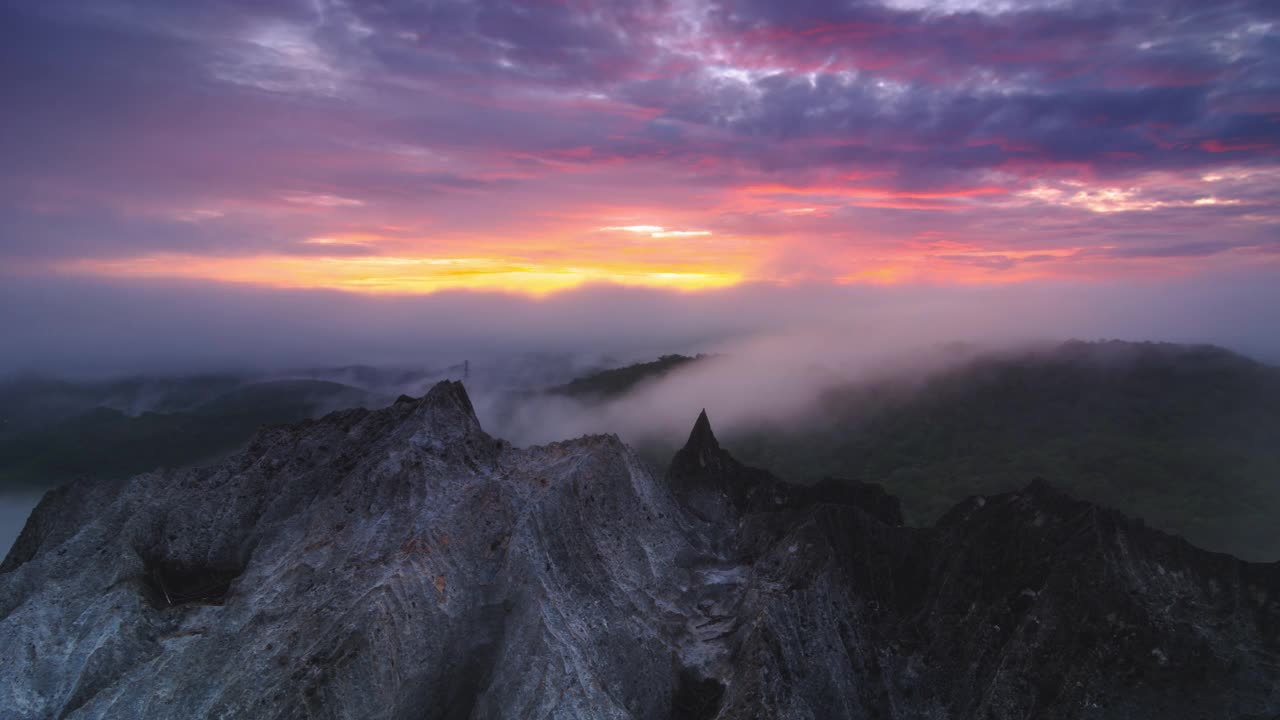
0 0 1278 373
3 0 1278 290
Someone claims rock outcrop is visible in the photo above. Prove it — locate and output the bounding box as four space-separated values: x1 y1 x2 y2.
1 382 1277 719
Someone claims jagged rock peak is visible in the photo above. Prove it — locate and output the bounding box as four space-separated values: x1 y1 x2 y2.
3 387 1280 718
684 408 719 452
421 379 477 417
406 379 482 433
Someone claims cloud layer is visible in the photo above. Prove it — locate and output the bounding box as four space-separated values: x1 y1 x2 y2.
3 271 1278 379
1 0 1277 291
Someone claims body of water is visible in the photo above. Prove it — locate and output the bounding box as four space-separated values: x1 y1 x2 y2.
0 493 43 560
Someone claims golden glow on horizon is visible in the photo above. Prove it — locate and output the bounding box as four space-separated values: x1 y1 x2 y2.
48 190 1243 295
59 253 744 294
53 242 1230 293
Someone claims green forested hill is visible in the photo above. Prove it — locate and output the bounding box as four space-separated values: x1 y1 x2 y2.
721 342 1280 560
579 342 1280 560
549 354 703 399
0 380 388 488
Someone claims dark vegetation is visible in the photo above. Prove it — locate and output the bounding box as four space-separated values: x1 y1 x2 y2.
737 341 1280 560
0 374 244 434
628 342 1280 561
0 379 386 488
548 354 704 399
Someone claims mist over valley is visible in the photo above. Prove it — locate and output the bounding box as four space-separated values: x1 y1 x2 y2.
5 0 1280 714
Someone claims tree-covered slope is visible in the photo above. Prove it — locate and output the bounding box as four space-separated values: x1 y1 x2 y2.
0 380 388 488
728 341 1280 560
548 354 703 400
549 341 1280 559
0 374 244 436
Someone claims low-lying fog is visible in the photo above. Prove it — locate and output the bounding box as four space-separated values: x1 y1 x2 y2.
3 271 1279 559
4 271 1279 378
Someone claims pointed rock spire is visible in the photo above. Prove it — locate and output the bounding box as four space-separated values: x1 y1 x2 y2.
683 408 720 453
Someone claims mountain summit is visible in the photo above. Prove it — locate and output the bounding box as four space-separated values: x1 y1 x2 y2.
687 408 717 449
2 382 1278 719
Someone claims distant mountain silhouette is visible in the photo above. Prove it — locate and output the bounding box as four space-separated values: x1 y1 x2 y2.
0 380 388 488
548 353 705 399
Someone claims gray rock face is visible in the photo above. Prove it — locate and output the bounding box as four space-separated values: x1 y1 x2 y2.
2 382 1278 719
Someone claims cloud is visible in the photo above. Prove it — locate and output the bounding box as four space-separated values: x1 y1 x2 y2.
0 0 1275 289
3 273 1280 381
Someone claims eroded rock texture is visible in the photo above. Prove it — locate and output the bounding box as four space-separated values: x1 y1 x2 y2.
1 382 1277 719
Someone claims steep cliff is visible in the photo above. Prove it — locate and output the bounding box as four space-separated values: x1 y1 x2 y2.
1 382 1277 719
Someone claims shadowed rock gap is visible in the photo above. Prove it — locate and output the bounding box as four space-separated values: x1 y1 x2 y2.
141 554 242 608
670 667 725 720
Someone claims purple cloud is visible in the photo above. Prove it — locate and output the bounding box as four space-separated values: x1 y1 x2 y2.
0 0 1275 287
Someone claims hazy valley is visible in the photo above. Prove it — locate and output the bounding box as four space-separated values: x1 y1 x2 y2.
7 340 1278 562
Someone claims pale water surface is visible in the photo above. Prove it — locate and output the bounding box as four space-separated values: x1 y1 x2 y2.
0 493 43 560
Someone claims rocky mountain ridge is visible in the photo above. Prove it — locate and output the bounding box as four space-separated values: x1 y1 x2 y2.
1 381 1277 719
